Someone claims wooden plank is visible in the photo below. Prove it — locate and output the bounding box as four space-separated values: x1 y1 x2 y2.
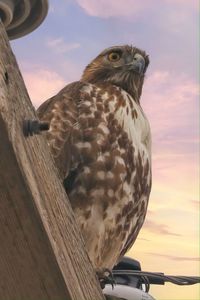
0 21 105 300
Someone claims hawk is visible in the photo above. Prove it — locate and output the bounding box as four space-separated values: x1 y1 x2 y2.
37 45 151 271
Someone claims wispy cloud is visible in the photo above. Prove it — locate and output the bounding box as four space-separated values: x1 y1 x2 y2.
22 67 66 107
144 219 181 236
137 238 150 242
189 200 200 210
75 0 153 18
142 70 199 190
165 0 199 9
143 70 199 147
76 0 198 18
46 37 80 54
148 253 200 262
49 4 55 13
20 57 81 107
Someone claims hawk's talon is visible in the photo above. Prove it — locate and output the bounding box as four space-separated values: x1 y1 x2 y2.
96 268 116 290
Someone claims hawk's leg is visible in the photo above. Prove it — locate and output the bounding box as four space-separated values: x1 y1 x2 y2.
96 268 116 289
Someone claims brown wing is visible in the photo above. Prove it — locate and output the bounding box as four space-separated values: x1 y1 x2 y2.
119 216 145 258
37 81 85 179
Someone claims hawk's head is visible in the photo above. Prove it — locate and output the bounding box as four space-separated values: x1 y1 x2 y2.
81 45 149 102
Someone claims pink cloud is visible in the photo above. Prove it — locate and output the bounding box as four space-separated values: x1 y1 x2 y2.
143 70 198 180
165 0 199 9
20 60 81 108
142 70 198 189
142 71 199 148
76 0 198 18
75 0 153 18
23 68 66 108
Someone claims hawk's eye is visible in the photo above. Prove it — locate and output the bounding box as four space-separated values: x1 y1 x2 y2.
108 52 121 62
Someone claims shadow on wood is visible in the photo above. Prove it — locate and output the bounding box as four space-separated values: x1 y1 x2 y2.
0 21 105 300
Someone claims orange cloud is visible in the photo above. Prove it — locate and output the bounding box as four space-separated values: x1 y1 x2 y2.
189 200 200 210
144 219 182 236
147 253 200 262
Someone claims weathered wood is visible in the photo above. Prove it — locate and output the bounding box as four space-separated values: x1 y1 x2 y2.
0 21 105 300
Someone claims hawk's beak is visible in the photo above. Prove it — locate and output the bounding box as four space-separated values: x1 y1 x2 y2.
127 54 145 75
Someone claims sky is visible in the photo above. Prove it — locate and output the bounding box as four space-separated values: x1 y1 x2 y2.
11 0 199 299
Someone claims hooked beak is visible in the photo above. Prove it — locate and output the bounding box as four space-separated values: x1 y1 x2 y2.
127 53 145 75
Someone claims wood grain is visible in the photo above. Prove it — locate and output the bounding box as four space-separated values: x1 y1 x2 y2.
0 21 104 300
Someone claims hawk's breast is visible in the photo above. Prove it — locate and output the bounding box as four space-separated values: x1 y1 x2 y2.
66 83 151 268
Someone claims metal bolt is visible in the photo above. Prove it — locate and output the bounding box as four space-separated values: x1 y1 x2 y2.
23 119 50 137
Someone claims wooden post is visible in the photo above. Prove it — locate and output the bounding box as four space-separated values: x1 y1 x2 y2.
0 21 105 300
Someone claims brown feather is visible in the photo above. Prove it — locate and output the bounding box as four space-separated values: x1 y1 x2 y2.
37 45 151 269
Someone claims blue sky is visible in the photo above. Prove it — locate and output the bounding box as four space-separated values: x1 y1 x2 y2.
12 0 198 79
10 1 199 299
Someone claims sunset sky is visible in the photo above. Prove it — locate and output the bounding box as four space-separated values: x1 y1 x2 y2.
11 1 199 299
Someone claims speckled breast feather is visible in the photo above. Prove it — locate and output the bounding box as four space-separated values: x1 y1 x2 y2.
37 80 151 269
